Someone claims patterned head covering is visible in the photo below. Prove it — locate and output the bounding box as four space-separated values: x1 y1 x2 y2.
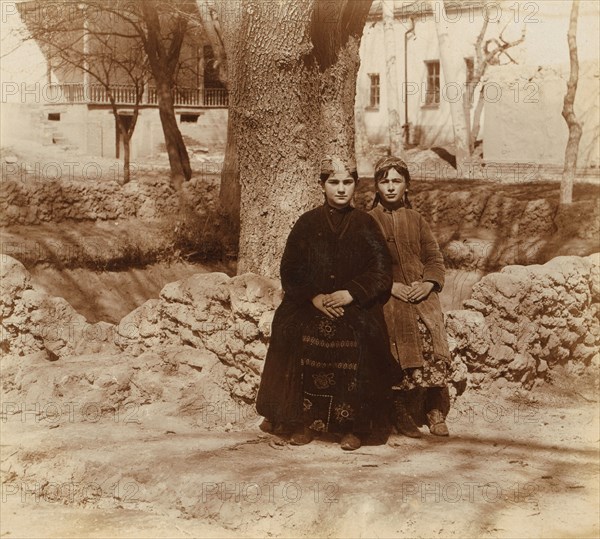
372 155 412 209
320 156 357 178
374 156 409 179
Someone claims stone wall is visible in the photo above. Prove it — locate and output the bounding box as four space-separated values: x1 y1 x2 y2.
3 253 598 404
0 173 218 226
447 254 600 388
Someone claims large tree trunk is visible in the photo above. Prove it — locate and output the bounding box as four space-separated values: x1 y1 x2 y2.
561 0 582 205
216 0 371 277
431 0 470 171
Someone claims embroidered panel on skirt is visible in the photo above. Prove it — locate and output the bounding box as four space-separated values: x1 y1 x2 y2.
300 315 360 434
394 317 449 391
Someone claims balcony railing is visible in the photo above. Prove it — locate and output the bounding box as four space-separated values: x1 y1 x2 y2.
45 83 228 108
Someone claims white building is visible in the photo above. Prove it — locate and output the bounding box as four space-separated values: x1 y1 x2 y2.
356 0 600 176
1 0 228 160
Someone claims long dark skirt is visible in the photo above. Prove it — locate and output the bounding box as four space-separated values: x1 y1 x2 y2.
256 304 393 438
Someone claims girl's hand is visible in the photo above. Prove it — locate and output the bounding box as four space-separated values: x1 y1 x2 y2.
391 282 412 302
407 281 434 303
322 290 353 308
312 294 344 318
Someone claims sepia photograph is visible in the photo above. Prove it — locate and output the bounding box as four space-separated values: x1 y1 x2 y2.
1 0 599 537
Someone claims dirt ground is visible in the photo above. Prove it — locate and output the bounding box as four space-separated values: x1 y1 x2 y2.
2 142 599 537
1 368 598 539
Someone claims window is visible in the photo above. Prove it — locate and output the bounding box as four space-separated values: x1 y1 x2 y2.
47 113 61 121
368 73 380 108
465 57 474 107
180 114 200 123
425 61 440 106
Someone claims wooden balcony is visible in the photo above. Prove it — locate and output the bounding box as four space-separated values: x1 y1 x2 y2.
45 83 228 108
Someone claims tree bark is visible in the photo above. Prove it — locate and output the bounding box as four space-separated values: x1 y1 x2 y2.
561 0 582 205
122 137 131 184
431 0 470 171
215 0 371 277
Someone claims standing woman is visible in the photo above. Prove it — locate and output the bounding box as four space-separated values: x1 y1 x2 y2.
369 156 455 438
256 157 394 451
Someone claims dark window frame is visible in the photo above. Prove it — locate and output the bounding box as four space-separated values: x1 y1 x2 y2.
368 73 380 109
424 60 440 107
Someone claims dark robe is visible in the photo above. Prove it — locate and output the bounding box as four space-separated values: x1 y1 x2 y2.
256 204 394 436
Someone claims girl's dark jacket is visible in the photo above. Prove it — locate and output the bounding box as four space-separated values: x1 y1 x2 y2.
256 204 395 429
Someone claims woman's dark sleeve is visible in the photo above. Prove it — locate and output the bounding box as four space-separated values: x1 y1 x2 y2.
280 216 319 303
419 214 445 291
344 215 393 307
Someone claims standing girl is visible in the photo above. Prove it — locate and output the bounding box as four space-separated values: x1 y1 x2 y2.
369 156 454 438
256 157 394 450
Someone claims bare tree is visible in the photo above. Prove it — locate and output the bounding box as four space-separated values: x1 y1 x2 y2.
137 0 198 189
18 1 148 184
560 0 582 204
468 9 526 153
88 0 201 190
21 0 205 190
196 0 373 276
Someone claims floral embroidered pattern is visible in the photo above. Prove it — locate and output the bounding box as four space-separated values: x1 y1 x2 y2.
318 318 336 338
303 398 313 412
313 372 335 389
334 403 354 422
309 420 326 432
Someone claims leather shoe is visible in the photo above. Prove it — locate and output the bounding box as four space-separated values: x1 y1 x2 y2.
427 409 449 437
290 427 313 445
259 418 273 433
340 433 361 451
394 398 422 438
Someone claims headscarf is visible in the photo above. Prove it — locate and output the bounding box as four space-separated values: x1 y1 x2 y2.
320 156 357 181
372 156 412 209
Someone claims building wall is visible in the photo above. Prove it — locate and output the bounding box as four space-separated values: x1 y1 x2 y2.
356 0 600 172
356 5 485 171
483 1 600 168
39 106 228 160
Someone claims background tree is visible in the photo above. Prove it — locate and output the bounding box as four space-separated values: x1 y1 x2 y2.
197 0 373 276
468 3 526 153
560 0 582 204
92 0 200 190
18 1 148 184
19 0 201 190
